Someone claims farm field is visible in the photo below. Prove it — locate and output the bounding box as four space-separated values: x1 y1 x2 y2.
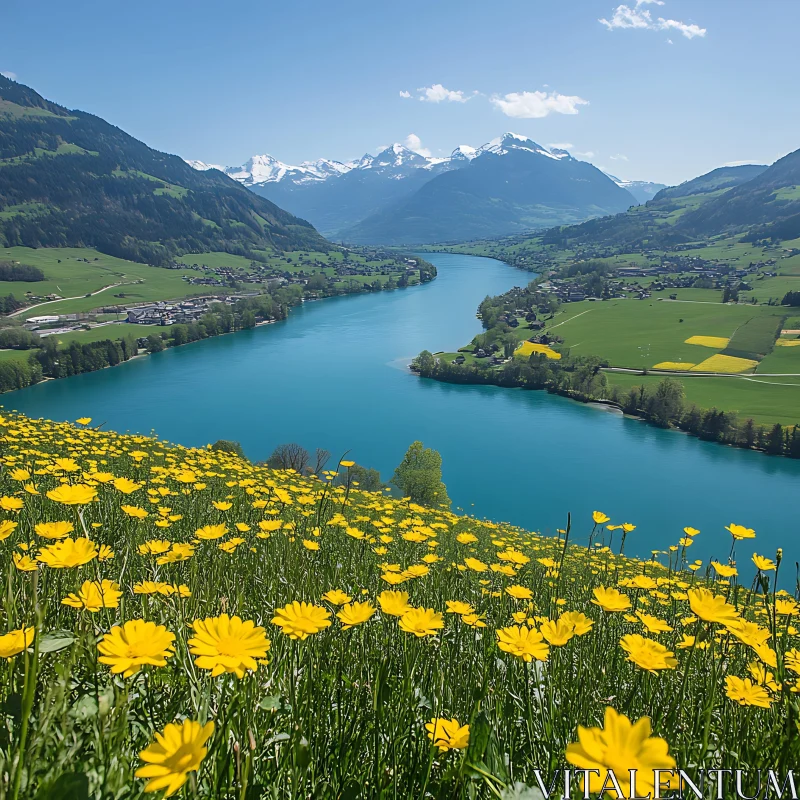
540 299 783 370
0 246 220 319
606 372 800 427
0 412 795 797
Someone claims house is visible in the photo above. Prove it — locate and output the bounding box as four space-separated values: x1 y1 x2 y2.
27 315 60 325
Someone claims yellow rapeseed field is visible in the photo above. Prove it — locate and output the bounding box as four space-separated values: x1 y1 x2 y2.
776 339 800 347
515 341 562 359
652 362 696 371
689 354 759 373
684 336 731 349
0 413 796 797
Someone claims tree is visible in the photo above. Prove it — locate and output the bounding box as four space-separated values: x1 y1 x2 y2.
311 448 331 475
267 443 310 473
211 440 248 460
145 334 164 353
392 441 451 509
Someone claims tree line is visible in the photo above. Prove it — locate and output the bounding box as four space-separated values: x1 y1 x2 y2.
414 349 800 459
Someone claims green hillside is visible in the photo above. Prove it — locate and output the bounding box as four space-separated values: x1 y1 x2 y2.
0 76 331 265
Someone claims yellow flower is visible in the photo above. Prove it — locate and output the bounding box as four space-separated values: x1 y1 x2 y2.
775 598 799 616
322 590 352 605
340 460 355 468
62 579 121 612
398 608 444 637
139 539 172 555
135 719 214 797
688 588 739 626
302 539 320 551
212 500 232 511
496 626 549 662
113 477 142 494
121 505 149 519
12 553 37 572
725 619 771 648
0 496 23 513
46 484 97 505
505 585 533 601
0 519 18 540
456 533 477 544
271 602 332 640
52 458 80 473
620 634 678 673
592 586 631 613
725 523 755 540
425 717 470 752
98 620 175 677
540 618 575 646
0 626 34 659
559 611 594 636
565 707 676 798
381 572 408 585
37 538 98 568
9 468 31 481
461 613 486 628
752 553 776 572
725 676 772 708
592 511 610 524
235 522 251 532
98 544 114 561
188 614 270 677
35 521 74 539
711 561 738 578
156 543 195 564
337 601 376 630
195 524 227 540
76 417 92 425
636 611 673 634
463 557 487 572
378 590 413 617
446 600 474 615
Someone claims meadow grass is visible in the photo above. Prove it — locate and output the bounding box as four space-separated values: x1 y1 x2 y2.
606 373 800 427
0 413 797 797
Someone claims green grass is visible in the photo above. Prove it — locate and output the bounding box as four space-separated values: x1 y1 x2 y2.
0 247 220 319
606 371 800 427
0 412 794 797
755 341 800 374
40 324 164 348
543 299 773 369
722 313 784 360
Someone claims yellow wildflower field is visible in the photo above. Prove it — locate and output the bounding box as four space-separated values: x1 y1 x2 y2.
690 354 759 373
776 338 800 347
0 412 795 796
684 335 731 348
516 341 562 359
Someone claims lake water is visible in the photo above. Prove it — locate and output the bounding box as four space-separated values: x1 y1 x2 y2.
6 253 798 580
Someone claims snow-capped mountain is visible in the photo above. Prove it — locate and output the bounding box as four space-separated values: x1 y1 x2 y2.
186 134 652 240
604 173 668 205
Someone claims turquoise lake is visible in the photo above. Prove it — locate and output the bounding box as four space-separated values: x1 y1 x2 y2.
6 253 798 580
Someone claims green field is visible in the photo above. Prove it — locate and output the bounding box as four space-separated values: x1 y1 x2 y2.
0 246 220 319
541 299 782 370
606 372 800 427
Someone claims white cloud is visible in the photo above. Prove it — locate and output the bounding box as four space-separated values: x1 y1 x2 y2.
548 142 575 150
403 133 432 157
490 90 588 119
599 3 706 39
399 90 411 99
609 154 629 161
575 151 596 159
417 83 469 103
1 71 17 80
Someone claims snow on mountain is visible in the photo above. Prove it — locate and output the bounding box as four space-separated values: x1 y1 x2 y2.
185 159 225 172
603 173 669 204
187 135 611 189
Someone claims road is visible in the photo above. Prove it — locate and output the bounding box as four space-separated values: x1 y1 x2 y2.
9 283 125 317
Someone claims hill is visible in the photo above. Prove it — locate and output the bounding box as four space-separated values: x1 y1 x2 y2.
1 410 794 795
0 76 330 265
340 134 637 245
249 144 458 237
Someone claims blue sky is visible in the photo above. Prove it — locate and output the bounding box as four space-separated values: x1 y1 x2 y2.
1 0 797 185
